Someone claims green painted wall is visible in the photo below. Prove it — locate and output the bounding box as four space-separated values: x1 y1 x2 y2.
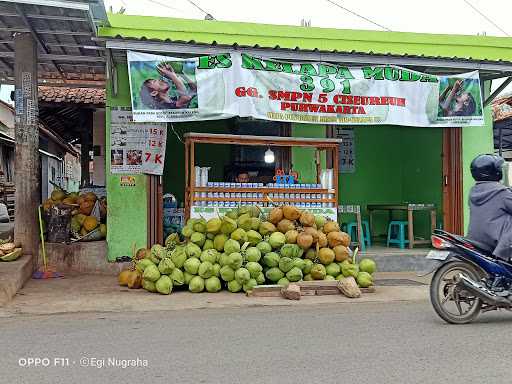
291 123 326 183
462 81 494 233
290 123 442 239
338 126 442 239
163 121 231 203
106 64 149 261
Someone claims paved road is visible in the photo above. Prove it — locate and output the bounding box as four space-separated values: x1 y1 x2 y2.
1 301 511 384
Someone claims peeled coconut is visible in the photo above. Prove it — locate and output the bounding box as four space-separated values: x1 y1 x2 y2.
285 229 299 244
333 245 350 262
318 247 335 265
282 205 301 221
317 232 328 247
259 221 276 236
299 211 315 227
277 219 295 233
296 232 313 250
327 231 349 248
269 207 284 224
323 220 340 234
303 227 319 243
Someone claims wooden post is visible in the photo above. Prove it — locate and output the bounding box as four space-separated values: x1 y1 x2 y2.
80 111 91 186
14 33 39 269
407 209 414 249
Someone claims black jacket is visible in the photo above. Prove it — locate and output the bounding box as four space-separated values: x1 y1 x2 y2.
468 181 512 260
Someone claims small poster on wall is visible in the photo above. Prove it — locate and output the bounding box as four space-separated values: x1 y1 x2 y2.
110 108 167 175
334 128 355 173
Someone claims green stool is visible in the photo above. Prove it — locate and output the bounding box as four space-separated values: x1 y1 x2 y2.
387 221 409 249
346 221 371 251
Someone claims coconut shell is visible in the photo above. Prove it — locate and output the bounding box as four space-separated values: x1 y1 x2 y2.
318 247 335 265
327 231 350 248
135 248 148 260
282 205 301 221
118 270 132 286
339 232 351 247
333 245 350 262
127 270 142 289
317 232 328 247
303 227 319 243
299 211 315 227
285 230 299 244
323 221 340 234
269 207 284 224
277 219 295 233
296 232 313 250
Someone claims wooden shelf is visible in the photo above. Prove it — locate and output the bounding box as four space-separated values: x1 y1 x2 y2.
191 187 333 194
191 197 337 203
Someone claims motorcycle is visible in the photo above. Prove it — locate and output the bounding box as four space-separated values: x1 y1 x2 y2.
427 229 512 324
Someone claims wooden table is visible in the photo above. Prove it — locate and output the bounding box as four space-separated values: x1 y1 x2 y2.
367 204 437 249
338 205 364 250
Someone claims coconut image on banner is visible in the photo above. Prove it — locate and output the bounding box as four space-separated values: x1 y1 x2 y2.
127 50 484 127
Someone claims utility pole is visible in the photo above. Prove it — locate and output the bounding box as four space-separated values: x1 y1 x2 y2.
14 33 39 269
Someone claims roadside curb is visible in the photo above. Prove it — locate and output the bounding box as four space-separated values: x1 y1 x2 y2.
0 283 429 318
0 254 32 306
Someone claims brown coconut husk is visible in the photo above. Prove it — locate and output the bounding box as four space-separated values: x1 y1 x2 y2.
333 245 350 262
317 232 328 247
282 205 302 221
303 226 319 243
296 232 313 250
268 207 284 224
285 230 299 244
277 219 295 233
327 231 350 248
323 220 340 234
299 211 315 227
318 247 335 265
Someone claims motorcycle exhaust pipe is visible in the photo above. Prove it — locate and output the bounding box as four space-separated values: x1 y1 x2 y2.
457 275 511 307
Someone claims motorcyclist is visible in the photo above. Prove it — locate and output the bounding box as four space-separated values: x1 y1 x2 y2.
468 154 512 261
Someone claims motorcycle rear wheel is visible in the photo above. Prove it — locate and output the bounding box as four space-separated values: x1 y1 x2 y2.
430 261 483 324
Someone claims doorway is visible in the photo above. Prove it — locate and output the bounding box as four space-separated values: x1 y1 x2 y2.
442 127 463 234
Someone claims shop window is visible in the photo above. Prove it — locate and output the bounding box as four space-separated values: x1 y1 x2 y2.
227 119 291 183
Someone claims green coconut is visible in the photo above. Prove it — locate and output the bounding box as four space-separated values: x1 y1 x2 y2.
213 233 228 252
256 241 272 255
230 228 248 244
206 217 222 234
245 247 262 262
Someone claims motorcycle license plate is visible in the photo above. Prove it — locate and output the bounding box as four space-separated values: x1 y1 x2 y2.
426 250 450 260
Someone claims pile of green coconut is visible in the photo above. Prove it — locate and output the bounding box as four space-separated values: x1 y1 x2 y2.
133 205 377 295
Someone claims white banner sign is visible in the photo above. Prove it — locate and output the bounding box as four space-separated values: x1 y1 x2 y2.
128 51 484 127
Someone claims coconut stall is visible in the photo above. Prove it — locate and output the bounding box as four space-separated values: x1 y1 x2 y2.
117 132 377 297
118 203 377 297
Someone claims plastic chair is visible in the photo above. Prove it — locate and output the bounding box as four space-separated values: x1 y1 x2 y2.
346 221 371 251
387 221 409 249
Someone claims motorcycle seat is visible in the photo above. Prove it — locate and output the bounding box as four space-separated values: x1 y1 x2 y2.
465 238 494 254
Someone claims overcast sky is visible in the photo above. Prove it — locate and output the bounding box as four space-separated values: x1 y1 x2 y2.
104 0 510 37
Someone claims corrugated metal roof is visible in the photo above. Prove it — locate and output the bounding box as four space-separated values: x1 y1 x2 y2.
0 0 107 83
100 13 512 64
